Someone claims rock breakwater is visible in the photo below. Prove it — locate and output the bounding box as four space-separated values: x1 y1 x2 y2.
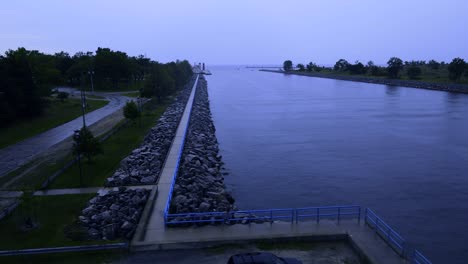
79 187 149 240
169 76 236 215
105 80 193 186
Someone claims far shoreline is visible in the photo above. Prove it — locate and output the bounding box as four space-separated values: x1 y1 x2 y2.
261 69 468 94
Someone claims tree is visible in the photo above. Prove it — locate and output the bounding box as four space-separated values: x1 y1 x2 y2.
57 91 69 102
333 59 349 71
73 126 102 162
123 100 140 123
407 66 422 79
296 63 305 71
427 59 440 70
348 61 366 75
283 60 293 71
387 57 403 78
0 48 44 124
448 57 466 81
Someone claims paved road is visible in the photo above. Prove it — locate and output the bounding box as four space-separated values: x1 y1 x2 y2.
0 88 133 177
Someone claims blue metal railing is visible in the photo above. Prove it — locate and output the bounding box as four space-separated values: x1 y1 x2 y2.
365 208 406 256
166 208 296 225
296 205 361 224
364 209 433 264
412 249 432 264
165 206 361 226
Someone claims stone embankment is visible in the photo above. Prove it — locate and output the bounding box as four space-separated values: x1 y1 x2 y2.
79 187 149 240
80 77 195 240
106 82 193 187
170 76 236 215
264 70 468 94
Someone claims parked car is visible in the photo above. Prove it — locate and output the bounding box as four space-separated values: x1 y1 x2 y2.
227 252 302 264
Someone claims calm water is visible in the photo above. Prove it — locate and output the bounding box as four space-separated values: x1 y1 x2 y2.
207 66 468 264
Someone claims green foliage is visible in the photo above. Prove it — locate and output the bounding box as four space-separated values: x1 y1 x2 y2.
448 57 466 81
142 60 192 101
123 100 140 122
407 66 422 79
306 62 322 72
0 47 192 130
296 63 305 71
73 126 102 163
428 59 440 70
283 60 293 71
0 48 43 126
387 57 404 78
334 59 349 71
57 91 69 102
348 61 366 75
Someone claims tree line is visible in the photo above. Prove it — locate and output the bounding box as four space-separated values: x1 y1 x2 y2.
0 47 192 127
283 57 468 81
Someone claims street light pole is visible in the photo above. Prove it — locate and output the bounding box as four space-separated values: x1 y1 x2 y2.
73 130 83 187
88 70 95 94
80 71 88 128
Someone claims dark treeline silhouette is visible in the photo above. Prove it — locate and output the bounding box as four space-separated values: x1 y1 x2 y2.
284 57 467 81
0 47 192 127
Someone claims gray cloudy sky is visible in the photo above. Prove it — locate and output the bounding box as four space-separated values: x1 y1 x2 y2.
1 0 467 65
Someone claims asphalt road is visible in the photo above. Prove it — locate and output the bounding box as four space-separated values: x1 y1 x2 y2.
0 88 132 177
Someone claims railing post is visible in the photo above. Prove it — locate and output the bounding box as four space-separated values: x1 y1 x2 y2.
358 207 361 224
375 217 379 234
295 209 298 224
338 207 341 224
364 208 368 225
270 210 273 224
316 208 320 224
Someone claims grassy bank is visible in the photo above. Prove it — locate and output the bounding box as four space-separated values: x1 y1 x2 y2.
296 68 468 85
0 98 109 149
48 98 170 189
264 69 468 93
0 194 117 250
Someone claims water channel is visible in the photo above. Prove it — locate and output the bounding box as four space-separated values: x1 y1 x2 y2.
207 66 468 264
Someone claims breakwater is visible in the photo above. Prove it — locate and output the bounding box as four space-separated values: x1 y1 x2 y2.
80 77 195 240
169 76 236 214
105 80 194 186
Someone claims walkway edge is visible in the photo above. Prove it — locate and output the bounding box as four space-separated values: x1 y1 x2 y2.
131 74 200 245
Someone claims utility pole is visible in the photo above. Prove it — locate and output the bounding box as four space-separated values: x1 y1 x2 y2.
73 130 83 187
80 71 88 127
88 70 95 94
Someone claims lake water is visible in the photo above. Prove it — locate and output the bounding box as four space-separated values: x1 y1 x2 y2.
206 66 468 264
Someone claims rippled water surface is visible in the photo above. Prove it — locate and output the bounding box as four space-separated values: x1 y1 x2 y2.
206 66 468 264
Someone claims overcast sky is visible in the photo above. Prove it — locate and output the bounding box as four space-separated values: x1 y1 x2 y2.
1 0 467 65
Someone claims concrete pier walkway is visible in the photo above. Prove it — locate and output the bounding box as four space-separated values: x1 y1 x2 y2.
134 75 199 243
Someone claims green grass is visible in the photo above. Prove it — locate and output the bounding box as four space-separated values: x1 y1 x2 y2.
48 99 170 189
286 66 468 86
0 194 117 250
0 98 109 149
123 91 141 98
0 152 75 190
86 94 106 100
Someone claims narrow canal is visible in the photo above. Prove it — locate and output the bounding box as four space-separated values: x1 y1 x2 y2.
207 66 468 264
